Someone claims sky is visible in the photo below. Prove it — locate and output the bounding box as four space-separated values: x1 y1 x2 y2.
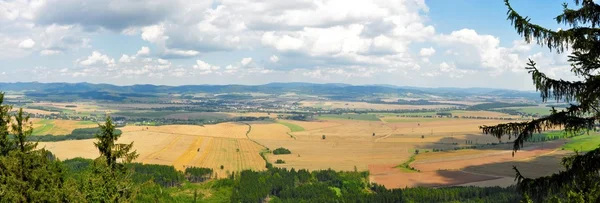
0 0 582 90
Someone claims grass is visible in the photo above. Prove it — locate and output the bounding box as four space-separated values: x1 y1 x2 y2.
277 121 305 132
37 119 54 124
317 113 380 121
165 180 233 202
395 154 419 173
382 118 449 123
27 105 74 113
77 121 98 125
562 133 600 152
33 123 55 135
376 112 438 117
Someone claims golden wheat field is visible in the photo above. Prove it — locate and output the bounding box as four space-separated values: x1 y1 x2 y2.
42 122 265 178
39 114 566 187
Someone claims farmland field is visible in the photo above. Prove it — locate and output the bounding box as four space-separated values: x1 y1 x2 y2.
31 118 98 135
277 121 305 132
37 109 574 189
317 113 380 121
562 133 600 152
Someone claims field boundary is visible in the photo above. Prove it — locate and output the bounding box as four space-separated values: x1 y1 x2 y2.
240 122 271 167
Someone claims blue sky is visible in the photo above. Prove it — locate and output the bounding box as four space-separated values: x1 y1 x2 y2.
0 0 579 90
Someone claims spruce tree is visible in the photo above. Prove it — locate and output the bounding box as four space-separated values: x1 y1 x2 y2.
480 0 600 202
0 93 83 202
0 93 12 155
83 116 139 202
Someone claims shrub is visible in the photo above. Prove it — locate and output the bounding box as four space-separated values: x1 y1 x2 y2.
273 147 292 155
275 159 286 164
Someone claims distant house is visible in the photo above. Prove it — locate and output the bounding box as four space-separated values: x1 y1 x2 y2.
115 120 126 127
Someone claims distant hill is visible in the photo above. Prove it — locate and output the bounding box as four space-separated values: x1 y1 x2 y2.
0 82 538 101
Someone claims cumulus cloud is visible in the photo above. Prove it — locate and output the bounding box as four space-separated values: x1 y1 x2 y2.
18 39 35 49
79 51 115 66
35 0 179 31
0 0 578 89
419 47 435 57
241 57 253 66
269 55 279 63
136 46 151 56
40 49 62 55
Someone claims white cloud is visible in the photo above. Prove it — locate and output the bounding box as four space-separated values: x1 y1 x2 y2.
119 54 134 63
18 38 35 49
193 60 220 71
79 51 115 66
241 57 253 66
136 46 151 56
157 58 169 65
40 49 61 55
419 47 435 57
269 55 279 63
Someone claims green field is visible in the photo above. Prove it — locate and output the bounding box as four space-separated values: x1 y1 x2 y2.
33 123 55 135
562 134 600 152
77 121 98 125
383 118 449 123
317 113 380 121
277 121 305 132
375 111 439 117
27 105 74 113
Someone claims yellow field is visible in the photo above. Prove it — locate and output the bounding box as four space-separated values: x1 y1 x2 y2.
39 114 565 188
21 108 55 115
300 101 455 110
42 122 265 178
31 118 98 135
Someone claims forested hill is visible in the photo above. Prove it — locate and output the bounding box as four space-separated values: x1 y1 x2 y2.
0 82 536 98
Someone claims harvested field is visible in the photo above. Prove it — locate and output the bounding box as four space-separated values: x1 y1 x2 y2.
293 120 394 141
369 164 498 188
249 123 294 140
21 108 55 115
191 138 265 178
258 139 413 171
121 122 249 139
369 141 567 189
42 122 265 178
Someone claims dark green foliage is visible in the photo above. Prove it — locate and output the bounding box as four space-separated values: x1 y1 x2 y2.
185 166 213 183
273 147 292 155
229 167 519 203
129 163 184 187
479 1 600 202
0 94 84 202
436 112 453 117
0 93 12 156
30 127 122 142
275 159 286 164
